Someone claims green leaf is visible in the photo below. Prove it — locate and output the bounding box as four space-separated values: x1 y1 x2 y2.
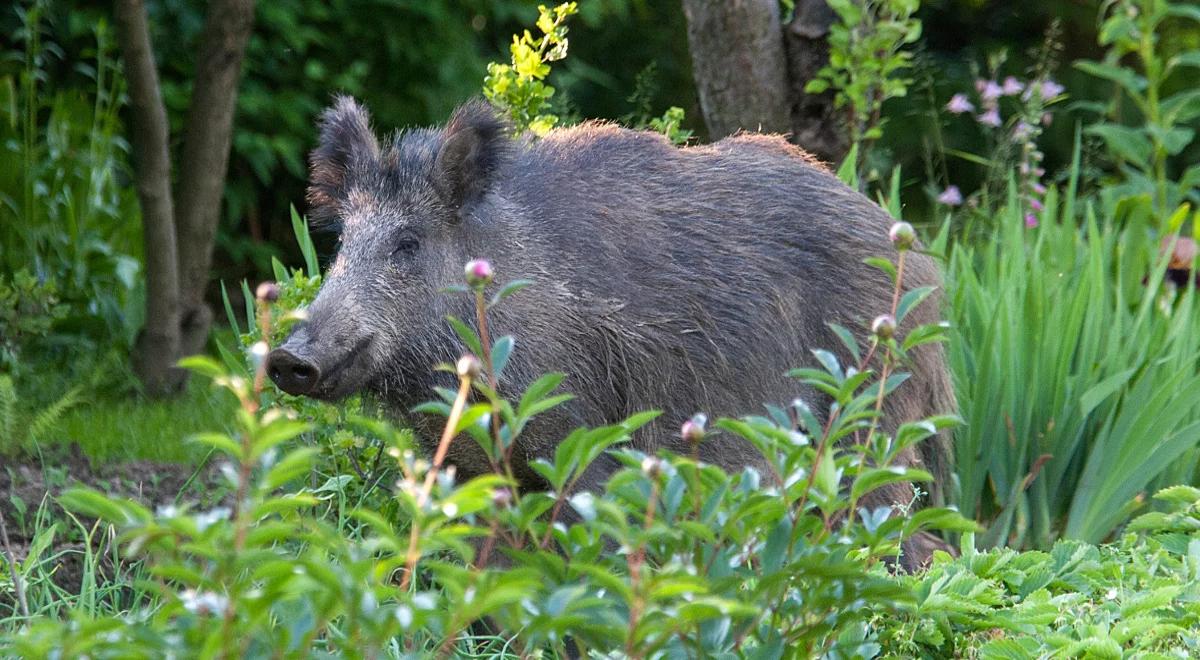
837 144 859 187
189 432 242 459
895 285 936 325
1084 123 1153 166
1074 60 1148 98
445 315 484 358
491 336 515 381
489 279 534 307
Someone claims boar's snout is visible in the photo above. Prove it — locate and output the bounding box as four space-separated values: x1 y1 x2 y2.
267 347 321 396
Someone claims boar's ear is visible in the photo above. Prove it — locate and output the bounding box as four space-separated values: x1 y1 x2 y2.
308 96 379 228
433 100 510 216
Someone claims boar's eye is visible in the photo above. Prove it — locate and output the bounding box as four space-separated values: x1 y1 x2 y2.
391 237 420 259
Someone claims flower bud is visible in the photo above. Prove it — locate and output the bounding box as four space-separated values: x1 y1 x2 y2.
255 281 280 303
871 314 897 340
491 488 513 509
641 456 662 479
681 413 707 444
464 259 494 288
888 222 916 251
456 355 483 379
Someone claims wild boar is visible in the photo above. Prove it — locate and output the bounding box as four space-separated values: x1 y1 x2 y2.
268 98 954 568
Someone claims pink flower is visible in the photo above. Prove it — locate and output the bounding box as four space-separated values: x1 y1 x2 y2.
1002 76 1024 96
977 108 1002 127
1029 198 1044 212
1025 213 1039 228
946 93 975 114
981 80 1004 102
1040 79 1065 100
1042 112 1054 126
937 185 964 206
1032 182 1047 195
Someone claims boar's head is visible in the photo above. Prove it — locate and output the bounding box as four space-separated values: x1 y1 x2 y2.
268 97 509 400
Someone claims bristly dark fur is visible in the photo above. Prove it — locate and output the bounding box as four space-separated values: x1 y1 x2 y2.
307 95 379 229
433 99 513 211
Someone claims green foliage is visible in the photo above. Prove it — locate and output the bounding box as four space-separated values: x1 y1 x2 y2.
945 170 1200 550
0 2 141 358
1075 0 1200 216
0 372 81 457
2 236 972 655
877 489 1200 656
0 271 66 374
483 3 579 135
807 0 922 168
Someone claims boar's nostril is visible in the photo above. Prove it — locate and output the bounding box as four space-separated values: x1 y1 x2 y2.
267 348 321 396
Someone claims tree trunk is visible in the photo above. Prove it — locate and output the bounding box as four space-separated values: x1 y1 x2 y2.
175 0 256 356
783 0 847 163
114 0 184 395
681 0 792 139
682 0 847 164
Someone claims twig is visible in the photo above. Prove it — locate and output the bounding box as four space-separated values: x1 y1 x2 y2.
0 512 29 619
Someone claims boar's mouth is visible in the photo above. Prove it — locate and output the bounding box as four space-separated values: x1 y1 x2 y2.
267 334 375 401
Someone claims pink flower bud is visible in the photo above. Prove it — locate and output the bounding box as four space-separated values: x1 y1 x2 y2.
255 281 280 303
889 222 916 251
681 413 707 444
1025 213 1039 229
464 259 494 288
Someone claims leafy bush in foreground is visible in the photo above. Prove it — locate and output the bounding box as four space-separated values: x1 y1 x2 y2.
877 488 1200 657
2 222 970 657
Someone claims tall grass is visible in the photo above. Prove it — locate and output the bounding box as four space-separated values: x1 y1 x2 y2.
944 174 1200 549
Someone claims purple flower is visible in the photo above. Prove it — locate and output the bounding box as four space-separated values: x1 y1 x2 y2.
1025 213 1039 228
981 80 1004 102
946 93 975 114
937 185 964 206
977 108 1002 127
1029 198 1044 212
1013 121 1034 141
1002 76 1024 96
1040 79 1065 100
1031 182 1047 195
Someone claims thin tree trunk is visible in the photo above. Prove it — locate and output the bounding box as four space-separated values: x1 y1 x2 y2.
175 0 256 356
681 0 792 139
682 0 847 163
114 0 183 395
